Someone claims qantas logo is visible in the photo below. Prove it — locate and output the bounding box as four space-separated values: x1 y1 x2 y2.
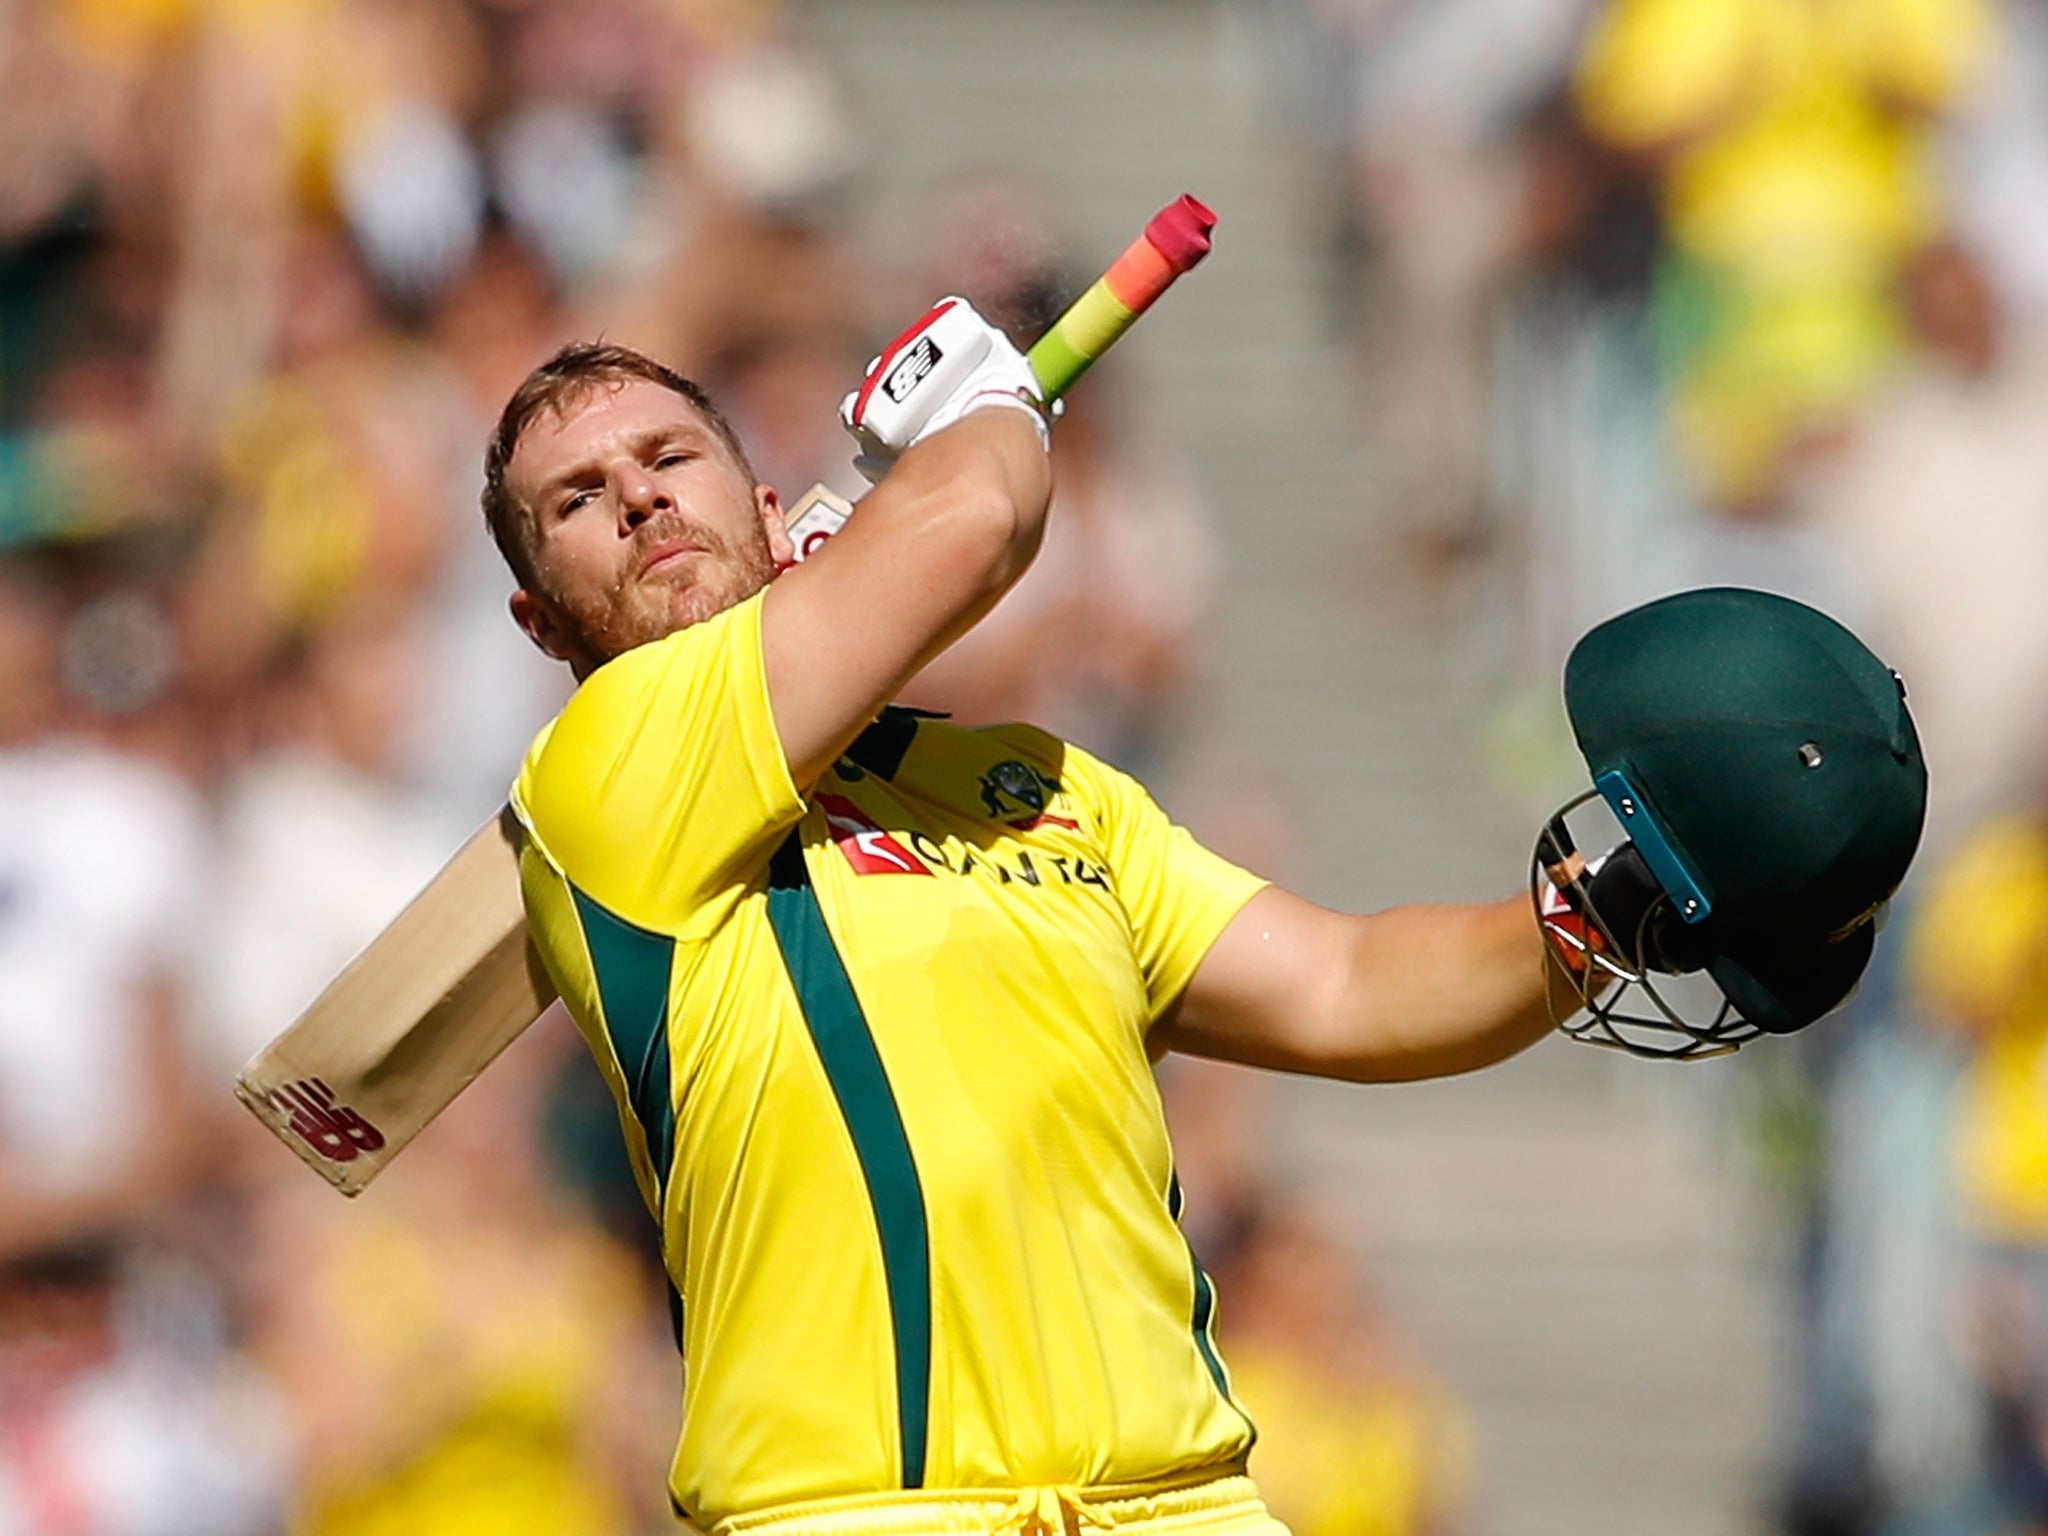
264 1078 387 1164
818 795 932 875
815 790 1108 891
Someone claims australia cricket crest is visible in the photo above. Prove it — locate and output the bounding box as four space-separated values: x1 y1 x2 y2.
981 761 1076 831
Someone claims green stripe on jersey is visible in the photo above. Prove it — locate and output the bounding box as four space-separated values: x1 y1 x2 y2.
571 886 677 1203
766 832 932 1489
1170 1173 1255 1445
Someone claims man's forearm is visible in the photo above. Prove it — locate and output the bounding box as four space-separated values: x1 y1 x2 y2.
876 410 1055 606
762 409 1054 790
1159 886 1565 1084
1322 896 1561 1081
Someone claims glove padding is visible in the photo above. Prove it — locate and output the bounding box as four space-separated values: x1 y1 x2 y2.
1581 843 1716 975
1539 841 1715 977
839 296 1054 484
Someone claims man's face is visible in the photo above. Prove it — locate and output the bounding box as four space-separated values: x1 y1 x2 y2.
505 378 790 674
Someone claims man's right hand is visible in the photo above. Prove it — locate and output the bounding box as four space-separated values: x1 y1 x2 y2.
839 297 1052 484
1555 842 1715 976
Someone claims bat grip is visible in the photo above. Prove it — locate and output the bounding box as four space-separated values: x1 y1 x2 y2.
1026 194 1215 401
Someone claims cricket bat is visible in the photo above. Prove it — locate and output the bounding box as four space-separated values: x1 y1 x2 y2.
237 195 1218 1194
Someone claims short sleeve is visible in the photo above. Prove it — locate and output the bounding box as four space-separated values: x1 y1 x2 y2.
1067 748 1268 1019
511 592 803 929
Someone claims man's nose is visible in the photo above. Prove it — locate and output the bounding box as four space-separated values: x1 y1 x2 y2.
614 463 671 527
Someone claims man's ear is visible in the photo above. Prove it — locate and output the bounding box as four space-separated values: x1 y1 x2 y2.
510 588 581 665
756 483 793 569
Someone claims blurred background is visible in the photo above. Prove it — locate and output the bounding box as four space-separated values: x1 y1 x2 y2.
3 0 2047 1532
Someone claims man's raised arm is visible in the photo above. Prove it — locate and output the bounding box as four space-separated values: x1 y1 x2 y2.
760 302 1054 790
1154 887 1576 1083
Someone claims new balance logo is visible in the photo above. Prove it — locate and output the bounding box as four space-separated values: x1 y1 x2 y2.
883 337 942 403
265 1078 387 1163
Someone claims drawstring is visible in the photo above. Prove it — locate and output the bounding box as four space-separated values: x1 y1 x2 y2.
996 1486 1115 1536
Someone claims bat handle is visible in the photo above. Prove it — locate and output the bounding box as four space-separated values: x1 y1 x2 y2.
786 196 1216 568
1025 194 1216 401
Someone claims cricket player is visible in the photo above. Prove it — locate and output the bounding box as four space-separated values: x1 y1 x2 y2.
484 299 1587 1535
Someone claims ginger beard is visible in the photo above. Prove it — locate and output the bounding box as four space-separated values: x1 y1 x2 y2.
506 378 788 674
563 506 778 661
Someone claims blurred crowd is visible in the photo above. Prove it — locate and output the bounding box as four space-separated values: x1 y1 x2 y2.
1264 0 2048 1533
0 0 1456 1532
16 0 2048 1533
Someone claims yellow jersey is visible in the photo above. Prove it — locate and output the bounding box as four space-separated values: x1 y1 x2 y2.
510 592 1267 1524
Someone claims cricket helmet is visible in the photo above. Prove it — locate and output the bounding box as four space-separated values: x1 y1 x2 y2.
1534 587 1927 1058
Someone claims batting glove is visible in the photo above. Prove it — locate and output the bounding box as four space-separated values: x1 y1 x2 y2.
1544 842 1715 977
839 296 1055 484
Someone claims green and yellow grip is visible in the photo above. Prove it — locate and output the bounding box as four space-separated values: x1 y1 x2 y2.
1026 194 1217 400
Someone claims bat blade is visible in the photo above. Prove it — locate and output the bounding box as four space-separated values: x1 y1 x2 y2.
234 805 555 1195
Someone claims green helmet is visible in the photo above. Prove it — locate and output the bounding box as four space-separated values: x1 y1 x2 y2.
1535 587 1927 1058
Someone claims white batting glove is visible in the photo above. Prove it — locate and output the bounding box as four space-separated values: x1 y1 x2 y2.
839 296 1054 484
